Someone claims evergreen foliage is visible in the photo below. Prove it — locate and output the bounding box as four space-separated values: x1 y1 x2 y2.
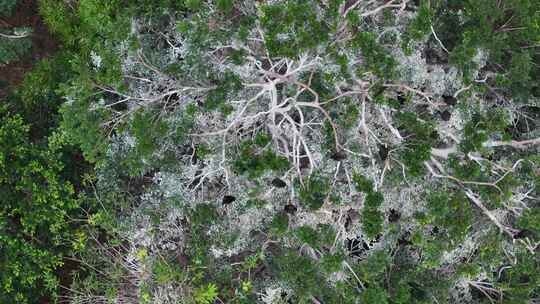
0 107 80 303
3 0 540 303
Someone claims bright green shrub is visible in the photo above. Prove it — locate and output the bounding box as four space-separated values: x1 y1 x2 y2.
38 0 78 45
0 107 80 303
194 283 219 304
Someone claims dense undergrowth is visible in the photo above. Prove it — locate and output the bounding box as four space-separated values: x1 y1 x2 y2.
1 0 540 303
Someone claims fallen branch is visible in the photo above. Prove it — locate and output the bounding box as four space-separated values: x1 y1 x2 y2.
464 190 518 238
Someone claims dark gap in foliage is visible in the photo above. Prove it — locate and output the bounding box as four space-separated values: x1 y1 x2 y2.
330 150 347 161
439 110 451 121
284 203 297 215
346 237 370 257
378 144 389 161
222 195 236 205
271 177 287 188
442 95 457 106
388 209 401 223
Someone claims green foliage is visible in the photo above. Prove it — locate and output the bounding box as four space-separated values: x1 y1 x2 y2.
297 174 330 210
122 109 169 175
353 173 374 193
272 250 321 300
460 109 509 153
152 258 183 285
361 287 389 304
203 72 242 113
495 249 540 301
0 107 80 303
354 249 390 283
253 131 272 147
216 0 234 14
390 281 412 304
517 208 540 238
38 0 77 44
320 252 344 274
5 0 536 303
77 0 131 47
339 98 360 129
352 173 385 238
447 155 516 208
294 226 319 247
270 213 289 236
0 34 32 65
184 203 220 272
190 203 218 228
0 0 17 16
413 191 472 267
350 31 397 78
362 191 385 238
0 1 27 67
15 53 74 137
233 139 289 179
59 81 109 164
184 0 202 11
401 2 432 54
434 0 540 99
423 191 472 246
317 223 337 247
194 283 219 304
396 112 436 177
261 0 330 58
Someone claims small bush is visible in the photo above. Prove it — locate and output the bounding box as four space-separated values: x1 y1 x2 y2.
298 174 330 210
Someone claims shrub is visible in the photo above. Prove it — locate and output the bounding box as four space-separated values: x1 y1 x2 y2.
260 0 330 58
270 213 289 236
353 173 374 193
298 174 330 210
0 107 80 303
351 31 397 79
233 141 289 179
294 226 319 248
434 0 540 99
0 0 17 16
401 1 432 54
396 112 436 177
361 190 385 239
0 33 32 66
361 287 389 304
272 250 321 300
517 208 540 238
194 283 219 304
